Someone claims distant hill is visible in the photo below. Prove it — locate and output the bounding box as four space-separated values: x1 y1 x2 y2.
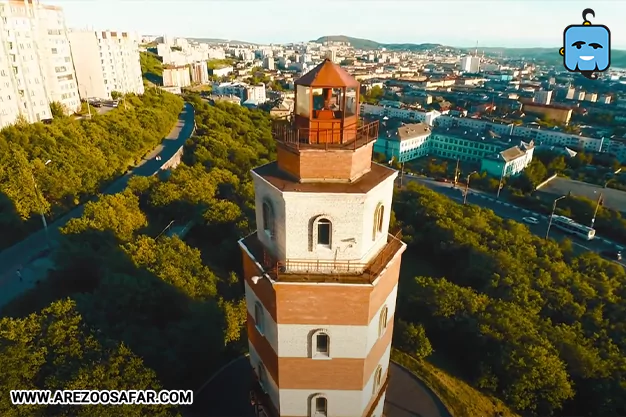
188 37 258 45
477 47 626 68
314 35 447 52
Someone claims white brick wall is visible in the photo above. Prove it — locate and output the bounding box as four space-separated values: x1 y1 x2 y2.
278 345 391 417
247 282 397 359
249 344 280 408
245 281 279 353
252 170 397 265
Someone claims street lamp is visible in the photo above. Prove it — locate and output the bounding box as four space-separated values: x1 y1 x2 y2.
496 163 506 199
463 171 478 205
545 195 567 240
591 192 603 228
31 159 52 247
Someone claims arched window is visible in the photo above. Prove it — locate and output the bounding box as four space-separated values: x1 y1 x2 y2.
373 204 385 240
373 366 383 395
254 302 265 335
262 200 275 240
378 306 388 338
312 330 330 358
311 395 328 417
317 218 332 247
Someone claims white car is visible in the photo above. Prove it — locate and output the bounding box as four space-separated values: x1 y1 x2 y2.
522 216 540 225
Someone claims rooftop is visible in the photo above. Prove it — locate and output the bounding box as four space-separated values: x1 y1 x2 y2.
295 58 359 88
253 161 397 194
379 121 431 142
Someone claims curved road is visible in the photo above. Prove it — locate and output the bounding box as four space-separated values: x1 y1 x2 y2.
0 103 195 306
405 176 625 267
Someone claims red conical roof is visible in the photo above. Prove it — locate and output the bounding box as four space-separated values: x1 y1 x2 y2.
295 58 359 88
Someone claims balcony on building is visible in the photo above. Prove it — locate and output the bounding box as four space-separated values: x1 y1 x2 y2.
239 230 404 284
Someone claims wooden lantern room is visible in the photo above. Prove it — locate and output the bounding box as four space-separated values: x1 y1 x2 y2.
292 58 361 144
271 59 379 183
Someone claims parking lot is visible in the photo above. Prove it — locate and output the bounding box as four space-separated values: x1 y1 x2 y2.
537 177 626 213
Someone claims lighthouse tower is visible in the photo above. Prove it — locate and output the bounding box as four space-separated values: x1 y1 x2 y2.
239 59 406 417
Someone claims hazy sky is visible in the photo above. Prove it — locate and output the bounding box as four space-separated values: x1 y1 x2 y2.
49 0 626 48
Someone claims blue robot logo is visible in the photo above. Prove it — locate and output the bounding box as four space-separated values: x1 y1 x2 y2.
559 8 611 80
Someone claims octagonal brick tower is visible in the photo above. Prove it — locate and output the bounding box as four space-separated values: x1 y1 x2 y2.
239 59 406 417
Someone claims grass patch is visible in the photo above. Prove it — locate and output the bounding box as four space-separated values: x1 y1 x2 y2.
392 349 519 417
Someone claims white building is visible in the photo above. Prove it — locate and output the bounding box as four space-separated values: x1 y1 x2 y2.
163 66 191 88
0 0 51 127
245 83 266 104
211 66 233 78
435 115 626 162
460 55 480 73
68 29 144 100
190 61 208 84
36 2 80 113
212 81 247 99
360 103 441 126
263 56 274 70
534 90 552 105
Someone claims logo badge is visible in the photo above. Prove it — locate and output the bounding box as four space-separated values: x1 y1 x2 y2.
559 8 610 79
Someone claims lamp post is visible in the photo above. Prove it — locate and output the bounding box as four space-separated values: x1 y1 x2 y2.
463 171 477 205
545 195 567 240
591 192 603 228
31 159 52 247
496 163 505 199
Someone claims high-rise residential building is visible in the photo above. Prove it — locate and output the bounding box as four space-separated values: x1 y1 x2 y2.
263 56 275 70
163 65 191 88
534 90 553 105
460 55 481 73
36 2 80 113
240 59 405 417
67 29 144 100
0 0 74 128
190 61 208 84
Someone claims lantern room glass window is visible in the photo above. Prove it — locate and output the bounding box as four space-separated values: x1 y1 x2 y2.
296 85 310 117
345 87 357 116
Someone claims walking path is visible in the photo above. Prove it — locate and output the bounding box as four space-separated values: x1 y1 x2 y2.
0 103 195 307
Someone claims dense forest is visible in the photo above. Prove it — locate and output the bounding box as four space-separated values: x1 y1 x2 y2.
394 182 626 416
0 98 274 417
2 97 625 416
0 91 183 250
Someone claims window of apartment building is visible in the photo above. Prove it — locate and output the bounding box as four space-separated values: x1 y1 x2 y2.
51 48 57 54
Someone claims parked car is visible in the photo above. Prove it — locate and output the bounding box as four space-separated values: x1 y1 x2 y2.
92 101 102 108
601 250 622 261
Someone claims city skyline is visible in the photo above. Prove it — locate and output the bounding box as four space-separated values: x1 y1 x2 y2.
50 0 626 48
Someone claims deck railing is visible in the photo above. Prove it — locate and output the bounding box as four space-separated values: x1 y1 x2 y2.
272 120 379 151
245 230 403 283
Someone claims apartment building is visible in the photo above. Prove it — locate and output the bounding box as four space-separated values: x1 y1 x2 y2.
0 0 80 127
68 29 144 100
36 3 80 113
190 61 208 84
373 119 534 176
162 65 191 88
360 103 442 126
435 115 626 162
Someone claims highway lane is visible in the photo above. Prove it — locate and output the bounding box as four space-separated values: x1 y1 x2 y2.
0 103 195 305
404 176 625 267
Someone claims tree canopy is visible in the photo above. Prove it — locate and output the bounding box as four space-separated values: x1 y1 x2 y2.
1 98 273 416
0 91 183 250
394 182 626 416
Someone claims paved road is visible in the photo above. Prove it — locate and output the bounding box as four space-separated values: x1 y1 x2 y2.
405 176 625 267
193 356 450 417
0 103 195 306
